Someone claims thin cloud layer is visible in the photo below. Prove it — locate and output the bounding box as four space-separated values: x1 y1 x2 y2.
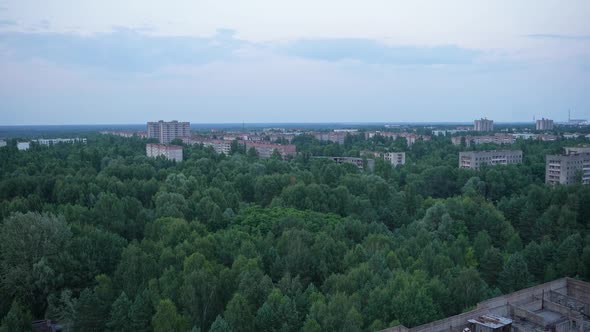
0 29 481 73
0 25 588 124
283 39 479 65
528 34 590 41
0 28 247 72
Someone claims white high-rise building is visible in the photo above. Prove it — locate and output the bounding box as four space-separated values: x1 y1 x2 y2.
536 118 554 131
147 120 190 144
474 118 494 132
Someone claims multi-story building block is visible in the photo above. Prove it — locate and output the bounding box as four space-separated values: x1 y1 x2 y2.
146 143 183 162
459 150 522 169
147 120 190 144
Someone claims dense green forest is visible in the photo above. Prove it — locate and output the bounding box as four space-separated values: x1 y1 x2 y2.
1 133 590 332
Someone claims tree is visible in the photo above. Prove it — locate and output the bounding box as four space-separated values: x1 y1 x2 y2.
0 212 71 315
75 288 103 332
522 242 545 281
392 287 438 328
130 290 154 331
271 149 282 160
302 318 321 332
92 192 126 234
46 289 77 332
107 292 133 332
473 231 492 261
462 177 485 197
247 147 258 159
224 293 254 332
114 243 158 299
255 289 299 332
155 192 188 219
181 263 223 330
0 300 32 332
448 268 487 313
209 315 232 332
479 248 503 287
555 234 581 277
152 299 188 332
499 253 531 292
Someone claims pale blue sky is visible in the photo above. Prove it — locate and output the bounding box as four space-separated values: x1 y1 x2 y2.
0 0 589 124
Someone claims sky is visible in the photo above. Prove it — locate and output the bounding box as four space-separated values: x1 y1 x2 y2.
0 0 589 125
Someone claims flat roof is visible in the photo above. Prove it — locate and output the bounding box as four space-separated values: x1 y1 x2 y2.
468 314 512 328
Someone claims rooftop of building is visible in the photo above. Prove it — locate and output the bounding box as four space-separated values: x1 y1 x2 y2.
467 314 512 328
460 149 522 154
146 143 182 150
381 277 590 332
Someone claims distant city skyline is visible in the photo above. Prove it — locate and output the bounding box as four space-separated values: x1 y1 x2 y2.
0 0 589 125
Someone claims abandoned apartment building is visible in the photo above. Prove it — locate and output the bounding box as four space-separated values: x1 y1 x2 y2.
382 277 590 332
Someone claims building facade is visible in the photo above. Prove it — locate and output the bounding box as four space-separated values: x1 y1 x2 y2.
536 118 554 131
361 151 406 167
546 151 590 185
146 143 183 162
365 132 431 147
383 152 406 166
452 135 515 147
474 118 494 132
147 120 190 144
243 141 297 159
17 142 30 151
183 137 232 155
100 130 148 138
459 150 523 169
312 131 349 144
315 156 375 172
33 138 87 145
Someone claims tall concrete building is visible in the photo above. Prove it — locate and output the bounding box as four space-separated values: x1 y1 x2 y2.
546 148 590 185
147 120 190 144
474 118 494 132
459 150 523 169
146 143 183 162
536 118 554 130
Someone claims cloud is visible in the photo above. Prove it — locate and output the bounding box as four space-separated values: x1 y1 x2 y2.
0 28 246 72
527 34 590 41
0 28 482 73
281 38 480 65
0 19 16 26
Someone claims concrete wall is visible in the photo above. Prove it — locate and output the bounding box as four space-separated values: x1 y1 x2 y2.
381 326 409 332
410 307 495 332
521 299 543 311
543 299 576 317
477 278 567 310
567 278 590 305
510 304 546 327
